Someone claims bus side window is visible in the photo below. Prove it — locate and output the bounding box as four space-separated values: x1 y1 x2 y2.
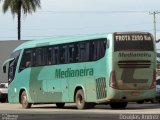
53 46 59 64
75 44 79 62
99 40 106 58
47 47 52 65
78 42 89 62
93 41 98 60
60 45 68 64
19 49 32 72
32 49 37 66
36 48 46 66
89 41 95 61
92 40 106 60
68 44 75 63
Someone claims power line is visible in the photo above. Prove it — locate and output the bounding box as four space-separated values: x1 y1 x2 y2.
35 10 151 15
0 9 154 14
0 22 156 32
0 28 156 39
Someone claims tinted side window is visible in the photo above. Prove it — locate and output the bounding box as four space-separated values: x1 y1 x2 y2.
47 47 52 65
19 49 32 72
17 38 107 68
89 39 106 61
78 42 90 62
68 44 79 63
53 46 59 64
60 45 68 64
36 48 46 66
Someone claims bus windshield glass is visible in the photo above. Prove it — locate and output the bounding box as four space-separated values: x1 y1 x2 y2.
114 33 154 51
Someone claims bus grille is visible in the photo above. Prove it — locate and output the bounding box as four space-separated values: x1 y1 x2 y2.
96 77 107 99
118 60 151 68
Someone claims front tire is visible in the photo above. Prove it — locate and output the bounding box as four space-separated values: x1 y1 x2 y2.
0 98 6 103
20 91 32 109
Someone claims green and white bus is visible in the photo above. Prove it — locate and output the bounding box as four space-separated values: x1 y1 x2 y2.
3 32 156 109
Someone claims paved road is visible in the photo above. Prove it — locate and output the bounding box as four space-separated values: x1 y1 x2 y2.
0 103 160 120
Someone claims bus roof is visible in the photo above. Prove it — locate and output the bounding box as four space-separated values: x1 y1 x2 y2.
13 31 152 52
13 33 109 52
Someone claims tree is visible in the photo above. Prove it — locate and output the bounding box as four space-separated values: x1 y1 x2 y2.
2 0 41 40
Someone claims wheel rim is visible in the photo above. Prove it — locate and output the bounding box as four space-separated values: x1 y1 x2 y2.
77 94 84 106
21 94 27 107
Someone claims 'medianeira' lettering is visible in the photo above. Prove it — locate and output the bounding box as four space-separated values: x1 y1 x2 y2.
115 34 152 41
55 67 94 78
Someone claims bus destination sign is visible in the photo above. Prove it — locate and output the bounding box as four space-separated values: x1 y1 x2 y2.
115 34 152 41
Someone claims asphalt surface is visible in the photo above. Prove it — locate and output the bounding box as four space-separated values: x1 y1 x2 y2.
0 102 160 120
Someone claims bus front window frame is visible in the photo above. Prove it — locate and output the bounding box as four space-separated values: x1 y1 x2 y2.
8 50 21 83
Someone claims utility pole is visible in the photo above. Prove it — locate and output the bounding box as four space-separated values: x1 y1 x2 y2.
150 11 160 42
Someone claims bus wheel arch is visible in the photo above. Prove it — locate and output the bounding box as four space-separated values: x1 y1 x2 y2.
19 90 32 109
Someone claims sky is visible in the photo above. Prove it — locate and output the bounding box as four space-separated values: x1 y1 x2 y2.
0 0 160 43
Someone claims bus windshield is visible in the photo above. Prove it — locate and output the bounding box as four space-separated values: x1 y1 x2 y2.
114 33 154 51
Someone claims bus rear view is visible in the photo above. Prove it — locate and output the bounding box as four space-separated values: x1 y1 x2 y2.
108 32 156 107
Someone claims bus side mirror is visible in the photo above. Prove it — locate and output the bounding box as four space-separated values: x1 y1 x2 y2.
3 66 6 73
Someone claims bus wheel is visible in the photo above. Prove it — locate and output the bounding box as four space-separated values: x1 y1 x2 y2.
21 91 32 109
56 103 65 108
110 102 128 109
75 89 88 109
136 100 144 104
150 99 156 103
87 103 96 109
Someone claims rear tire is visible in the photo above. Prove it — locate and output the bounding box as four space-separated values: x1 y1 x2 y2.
56 103 65 108
110 102 128 109
75 89 88 109
87 103 96 109
150 99 156 103
20 91 32 109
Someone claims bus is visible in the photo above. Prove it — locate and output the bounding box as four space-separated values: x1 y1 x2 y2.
3 32 156 109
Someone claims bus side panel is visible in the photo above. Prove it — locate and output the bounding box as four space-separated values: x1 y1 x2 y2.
29 66 63 103
67 77 97 102
85 77 97 102
8 81 19 103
